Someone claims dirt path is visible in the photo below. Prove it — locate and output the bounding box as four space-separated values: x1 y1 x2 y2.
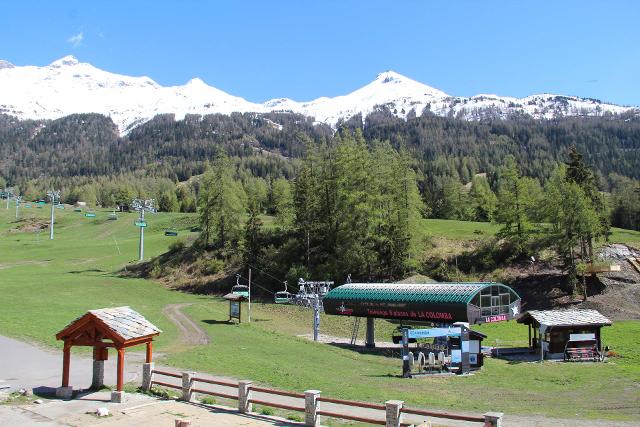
162 303 210 346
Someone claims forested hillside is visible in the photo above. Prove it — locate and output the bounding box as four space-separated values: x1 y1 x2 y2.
1 110 639 230
2 110 639 185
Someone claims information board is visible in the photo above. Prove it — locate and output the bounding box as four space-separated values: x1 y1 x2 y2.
407 327 461 339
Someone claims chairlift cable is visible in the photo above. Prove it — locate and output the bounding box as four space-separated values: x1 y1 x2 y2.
235 274 275 295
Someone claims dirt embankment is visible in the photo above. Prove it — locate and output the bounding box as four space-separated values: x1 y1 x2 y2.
505 244 640 320
7 218 49 233
582 244 640 320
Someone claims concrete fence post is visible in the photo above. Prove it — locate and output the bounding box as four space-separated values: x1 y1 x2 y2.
385 400 403 427
483 412 504 427
238 380 253 413
181 372 194 402
304 390 321 426
141 363 154 392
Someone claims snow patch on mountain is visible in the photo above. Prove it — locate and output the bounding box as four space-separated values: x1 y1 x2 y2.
0 56 636 134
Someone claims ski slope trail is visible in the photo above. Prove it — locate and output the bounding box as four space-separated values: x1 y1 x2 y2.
162 303 210 346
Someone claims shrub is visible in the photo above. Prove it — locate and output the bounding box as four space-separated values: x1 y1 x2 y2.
200 396 216 405
259 406 274 415
205 258 225 275
168 238 186 252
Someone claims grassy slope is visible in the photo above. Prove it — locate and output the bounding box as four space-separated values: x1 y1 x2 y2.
0 206 201 349
0 208 638 420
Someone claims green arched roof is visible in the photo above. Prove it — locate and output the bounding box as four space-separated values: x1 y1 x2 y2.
323 282 519 305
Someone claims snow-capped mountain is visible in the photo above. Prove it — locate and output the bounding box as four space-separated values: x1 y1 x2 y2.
0 55 636 134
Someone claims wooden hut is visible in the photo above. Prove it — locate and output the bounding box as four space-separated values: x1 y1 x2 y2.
55 306 161 401
517 309 612 361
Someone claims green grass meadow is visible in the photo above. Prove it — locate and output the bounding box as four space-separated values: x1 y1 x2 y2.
0 206 638 421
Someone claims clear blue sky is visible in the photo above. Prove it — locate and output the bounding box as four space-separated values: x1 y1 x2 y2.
2 1 639 105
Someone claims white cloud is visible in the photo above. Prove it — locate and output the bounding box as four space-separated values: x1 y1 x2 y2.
67 32 84 47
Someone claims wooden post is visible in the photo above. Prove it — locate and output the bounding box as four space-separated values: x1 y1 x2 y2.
116 347 124 391
62 342 71 387
528 324 531 349
146 341 153 363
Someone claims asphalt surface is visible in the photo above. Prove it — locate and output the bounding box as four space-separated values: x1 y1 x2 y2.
0 334 143 394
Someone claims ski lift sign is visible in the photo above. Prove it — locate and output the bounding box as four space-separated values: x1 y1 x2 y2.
135 220 147 227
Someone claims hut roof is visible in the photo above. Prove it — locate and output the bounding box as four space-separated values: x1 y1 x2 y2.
56 306 161 344
517 309 612 328
324 282 513 305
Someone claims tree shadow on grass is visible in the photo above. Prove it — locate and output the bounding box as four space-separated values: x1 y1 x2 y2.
68 269 105 274
202 320 233 325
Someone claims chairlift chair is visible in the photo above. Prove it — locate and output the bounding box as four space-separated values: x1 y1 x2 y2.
231 284 250 297
274 281 292 304
108 210 118 220
164 228 178 236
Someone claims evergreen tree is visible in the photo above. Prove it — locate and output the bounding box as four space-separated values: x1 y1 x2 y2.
198 152 247 248
157 189 179 212
564 145 607 256
545 166 600 296
271 178 295 230
494 157 538 255
244 203 263 266
469 175 497 221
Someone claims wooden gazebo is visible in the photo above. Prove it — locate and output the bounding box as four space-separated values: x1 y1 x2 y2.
55 306 161 401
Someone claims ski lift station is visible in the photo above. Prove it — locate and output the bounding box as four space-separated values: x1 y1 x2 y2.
323 282 521 376
323 282 521 346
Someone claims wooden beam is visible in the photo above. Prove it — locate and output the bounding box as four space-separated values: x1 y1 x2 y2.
116 348 124 392
122 334 159 347
62 342 71 387
71 340 116 348
145 341 153 363
56 314 93 340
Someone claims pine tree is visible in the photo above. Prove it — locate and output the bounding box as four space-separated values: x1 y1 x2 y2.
545 166 600 296
271 178 294 230
494 157 537 255
198 152 247 248
469 175 497 221
244 203 263 266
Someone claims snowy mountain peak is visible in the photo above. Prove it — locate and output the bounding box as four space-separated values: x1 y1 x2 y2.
0 60 15 70
0 57 637 134
187 77 203 84
367 70 448 98
49 55 80 67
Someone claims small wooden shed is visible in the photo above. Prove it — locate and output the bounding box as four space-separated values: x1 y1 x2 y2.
517 309 612 359
55 306 161 400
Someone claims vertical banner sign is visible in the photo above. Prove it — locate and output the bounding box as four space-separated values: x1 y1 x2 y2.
229 301 241 322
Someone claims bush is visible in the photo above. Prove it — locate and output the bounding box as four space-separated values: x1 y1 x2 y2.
205 258 225 275
259 406 274 415
200 396 216 405
168 238 186 252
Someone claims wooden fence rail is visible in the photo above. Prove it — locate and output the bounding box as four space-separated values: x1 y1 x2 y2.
142 363 503 427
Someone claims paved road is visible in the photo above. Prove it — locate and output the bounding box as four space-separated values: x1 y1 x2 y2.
0 335 144 394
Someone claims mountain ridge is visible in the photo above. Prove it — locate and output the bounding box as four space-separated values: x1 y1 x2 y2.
1 55 637 134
